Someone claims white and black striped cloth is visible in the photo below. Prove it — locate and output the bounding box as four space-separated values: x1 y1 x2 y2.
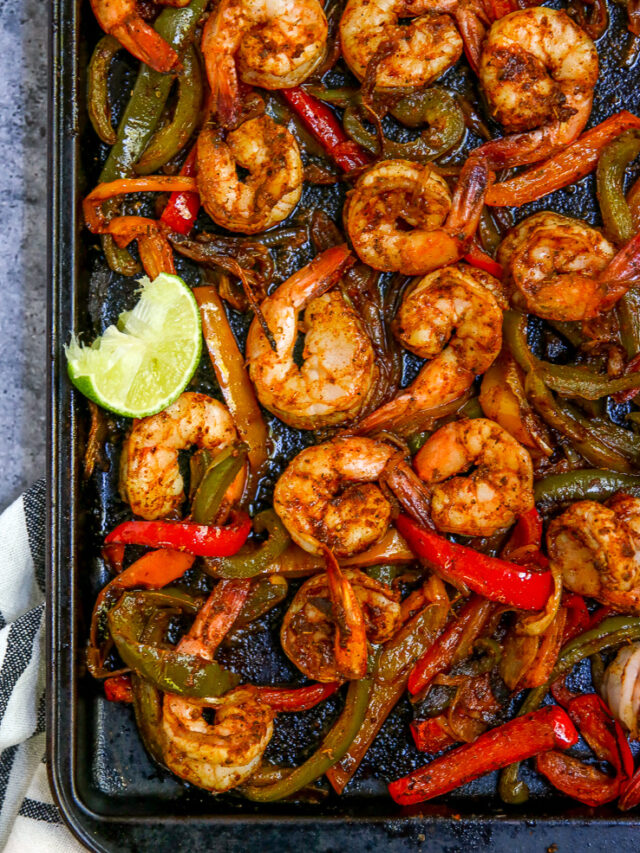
0 481 85 851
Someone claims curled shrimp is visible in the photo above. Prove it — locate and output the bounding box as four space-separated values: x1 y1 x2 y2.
345 157 490 276
547 493 640 614
478 8 598 168
281 565 400 682
497 211 640 321
162 579 275 793
413 418 535 536
119 392 244 520
90 0 188 73
357 264 505 434
340 0 463 89
246 246 378 429
202 0 328 125
273 436 398 557
196 116 302 235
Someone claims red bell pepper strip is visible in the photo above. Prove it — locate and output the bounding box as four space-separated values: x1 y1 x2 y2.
411 717 458 753
160 145 200 236
389 706 579 805
463 242 503 279
105 511 252 557
562 593 591 642
536 692 633 806
281 87 371 172
104 674 133 703
255 681 341 712
408 595 493 695
504 506 543 553
486 111 640 207
620 766 640 810
396 514 553 611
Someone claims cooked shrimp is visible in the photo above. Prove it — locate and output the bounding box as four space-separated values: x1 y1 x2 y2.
345 157 490 275
413 418 534 536
163 686 275 793
497 211 640 321
90 0 187 73
196 116 302 235
281 567 401 682
162 578 275 794
246 246 378 429
119 392 244 520
547 494 640 614
340 0 463 89
357 264 505 434
203 0 327 125
273 436 398 557
478 8 598 167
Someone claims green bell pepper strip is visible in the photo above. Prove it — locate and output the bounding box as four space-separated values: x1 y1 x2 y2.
233 576 289 628
499 615 640 804
505 310 640 399
534 359 640 399
190 445 248 526
134 46 203 175
534 469 640 504
326 577 450 793
204 510 291 579
341 89 464 162
98 0 208 273
108 591 240 698
240 677 372 801
129 606 176 766
87 35 122 145
596 129 640 245
617 287 640 359
131 673 166 766
504 311 638 472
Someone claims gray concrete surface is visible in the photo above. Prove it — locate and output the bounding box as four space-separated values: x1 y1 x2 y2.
0 0 47 507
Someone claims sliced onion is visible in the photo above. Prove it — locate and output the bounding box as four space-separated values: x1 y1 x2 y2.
602 642 640 737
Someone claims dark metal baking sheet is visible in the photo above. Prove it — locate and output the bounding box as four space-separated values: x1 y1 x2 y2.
47 0 640 847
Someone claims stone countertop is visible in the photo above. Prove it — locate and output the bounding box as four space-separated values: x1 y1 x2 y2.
0 0 47 508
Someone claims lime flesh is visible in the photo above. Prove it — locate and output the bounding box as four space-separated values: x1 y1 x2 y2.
66 273 202 418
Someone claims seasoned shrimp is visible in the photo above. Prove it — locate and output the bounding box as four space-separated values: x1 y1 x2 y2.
196 116 302 235
340 0 463 89
345 157 490 275
163 687 275 793
246 246 378 429
203 0 327 125
90 0 188 73
281 568 401 682
162 578 274 793
413 418 534 536
273 436 398 557
119 392 243 520
547 494 640 614
357 264 505 434
478 8 598 167
497 212 640 321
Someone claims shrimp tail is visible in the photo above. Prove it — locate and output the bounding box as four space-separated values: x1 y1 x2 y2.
179 579 251 658
446 154 492 245
381 457 437 531
110 20 180 73
286 244 354 305
455 0 491 73
205 51 240 127
598 230 640 311
322 546 368 680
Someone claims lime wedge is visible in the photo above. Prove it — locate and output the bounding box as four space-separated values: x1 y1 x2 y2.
66 273 202 418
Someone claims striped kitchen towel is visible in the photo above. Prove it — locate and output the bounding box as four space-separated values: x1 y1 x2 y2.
0 481 85 851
